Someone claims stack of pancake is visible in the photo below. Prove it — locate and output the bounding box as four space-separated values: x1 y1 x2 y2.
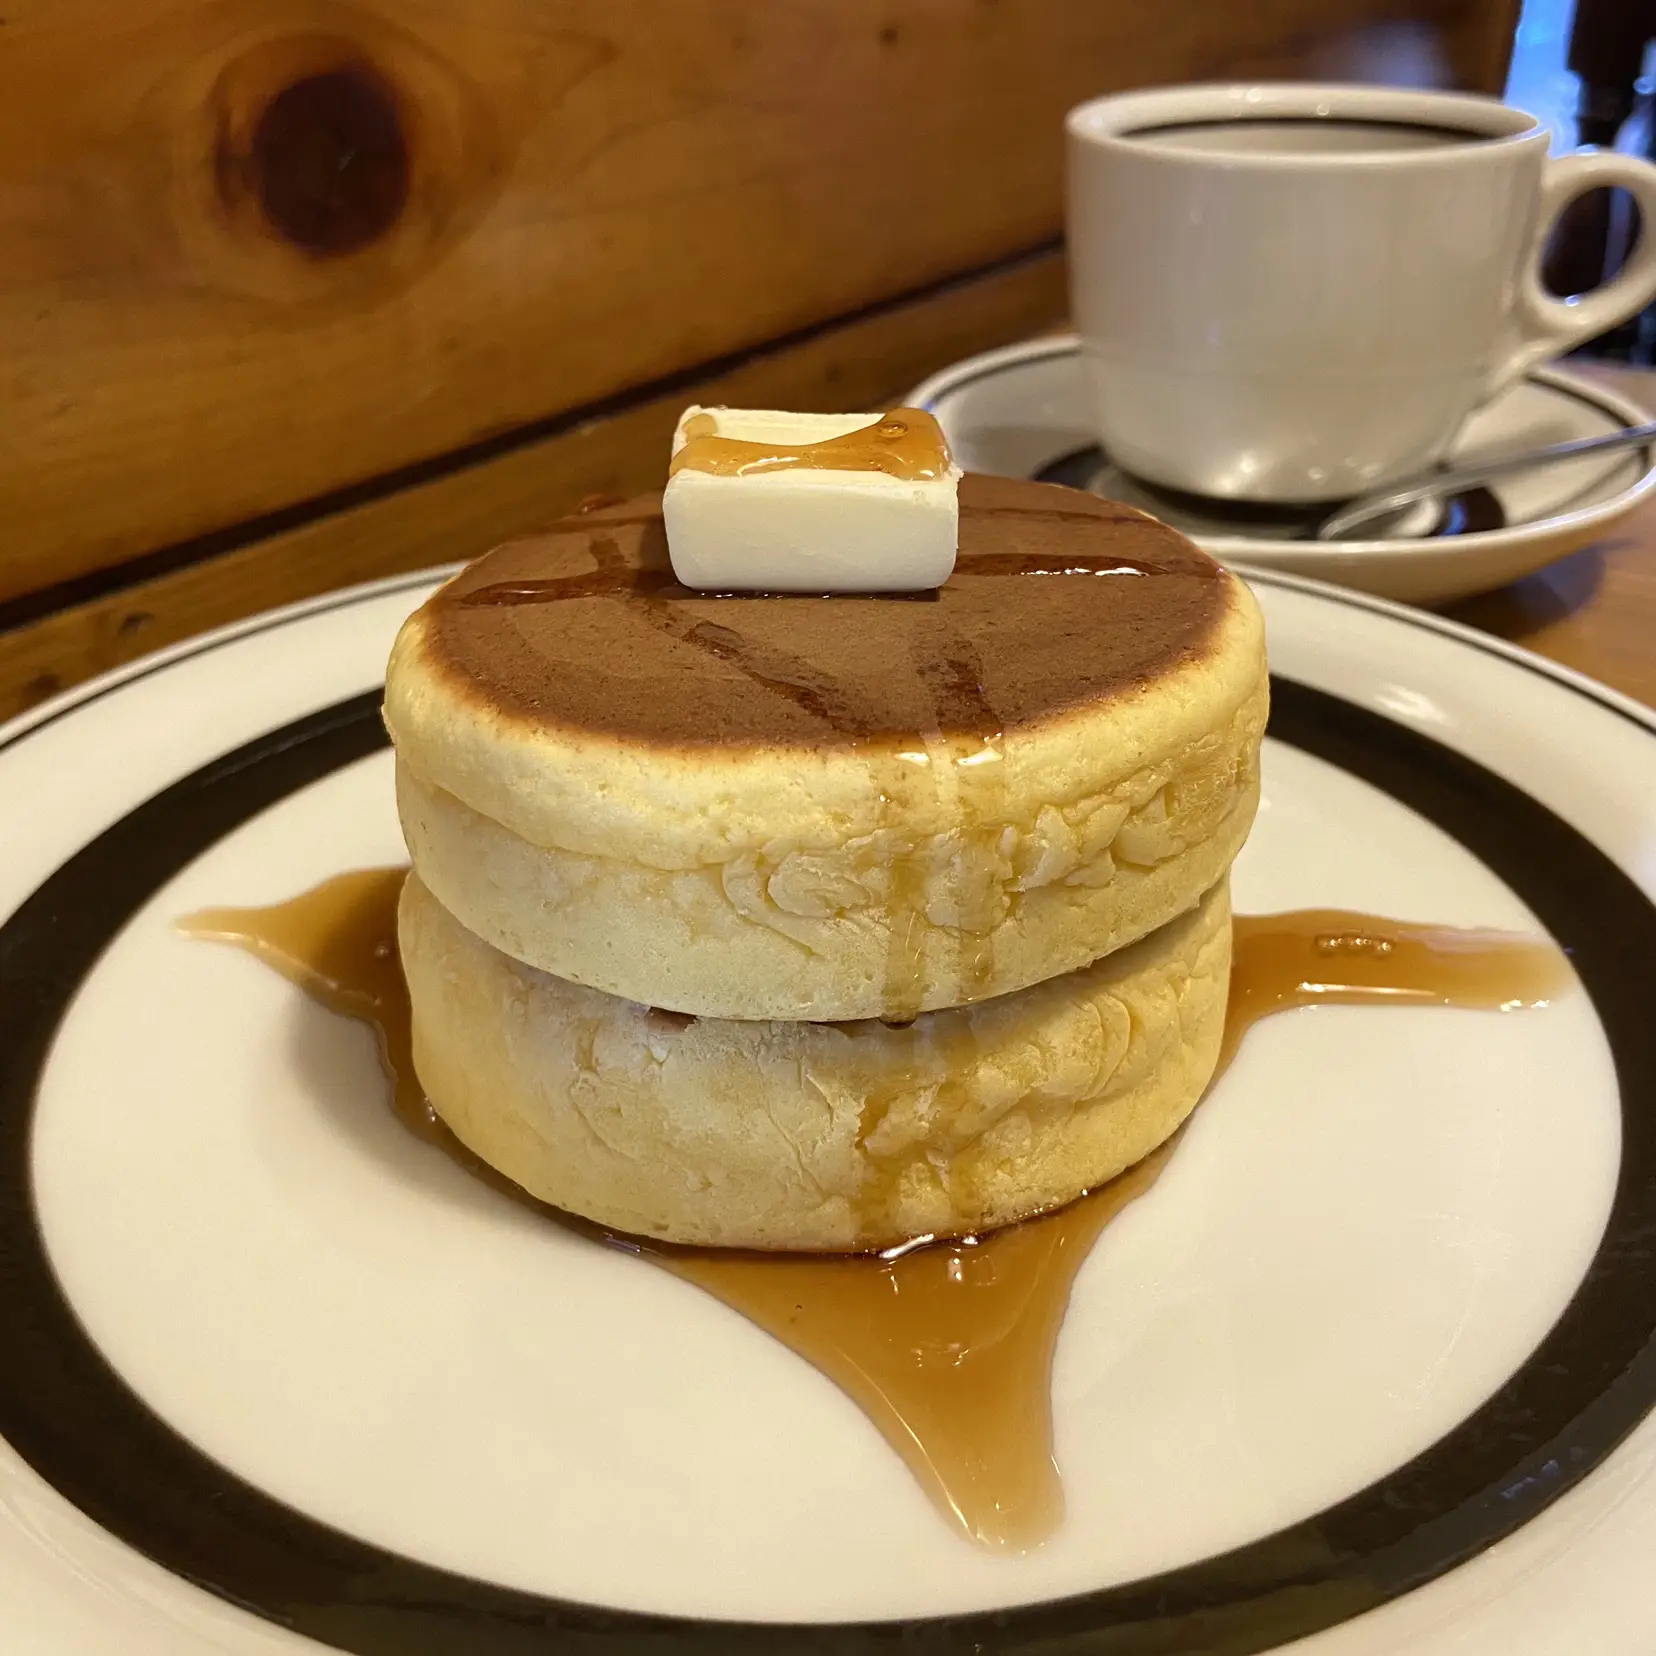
383 473 1267 1251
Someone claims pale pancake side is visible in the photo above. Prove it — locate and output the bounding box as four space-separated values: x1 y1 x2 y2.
384 476 1266 873
400 872 1232 1251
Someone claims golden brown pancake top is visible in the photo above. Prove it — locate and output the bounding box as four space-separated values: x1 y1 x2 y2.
422 474 1228 748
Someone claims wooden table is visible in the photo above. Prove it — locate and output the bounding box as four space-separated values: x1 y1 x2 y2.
1447 363 1656 708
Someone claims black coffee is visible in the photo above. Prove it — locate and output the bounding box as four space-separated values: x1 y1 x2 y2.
1129 118 1482 156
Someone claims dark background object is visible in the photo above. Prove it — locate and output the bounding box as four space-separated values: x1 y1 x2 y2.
1537 0 1656 361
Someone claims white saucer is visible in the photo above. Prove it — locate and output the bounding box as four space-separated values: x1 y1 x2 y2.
3 573 1656 1653
910 336 1656 606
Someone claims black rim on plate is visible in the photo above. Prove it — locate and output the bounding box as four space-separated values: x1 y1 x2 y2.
1 596 1655 1655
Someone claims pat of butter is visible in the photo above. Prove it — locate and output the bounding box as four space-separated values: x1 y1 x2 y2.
662 406 960 592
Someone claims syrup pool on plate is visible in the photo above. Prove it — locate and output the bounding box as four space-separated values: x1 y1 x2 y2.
181 870 1569 1550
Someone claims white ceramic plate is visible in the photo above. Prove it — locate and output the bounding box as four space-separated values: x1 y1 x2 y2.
910 336 1656 606
2 571 1656 1656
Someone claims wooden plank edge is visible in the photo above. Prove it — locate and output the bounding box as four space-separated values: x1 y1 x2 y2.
0 236 1061 621
0 250 1065 722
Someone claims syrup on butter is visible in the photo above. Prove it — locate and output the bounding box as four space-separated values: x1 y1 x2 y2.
662 405 961 593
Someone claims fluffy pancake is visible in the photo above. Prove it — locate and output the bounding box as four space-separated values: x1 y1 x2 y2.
386 474 1266 1020
400 870 1231 1251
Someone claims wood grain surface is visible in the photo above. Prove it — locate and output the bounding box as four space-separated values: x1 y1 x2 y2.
1 0 1519 603
0 248 1064 717
1447 364 1656 709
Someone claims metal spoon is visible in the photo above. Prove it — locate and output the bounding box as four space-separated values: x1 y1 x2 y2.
1314 419 1656 541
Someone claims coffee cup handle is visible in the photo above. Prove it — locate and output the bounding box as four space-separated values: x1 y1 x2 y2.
1489 150 1656 397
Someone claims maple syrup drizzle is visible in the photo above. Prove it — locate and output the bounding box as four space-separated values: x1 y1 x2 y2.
873 741 934 1029
435 526 1213 1032
668 408 952 482
446 548 1010 1027
959 551 1185 578
1222 910 1568 1073
448 550 1178 609
916 638 1006 1008
180 870 1570 1552
446 531 685 609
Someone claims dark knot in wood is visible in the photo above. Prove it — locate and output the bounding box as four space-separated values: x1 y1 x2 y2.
247 66 409 257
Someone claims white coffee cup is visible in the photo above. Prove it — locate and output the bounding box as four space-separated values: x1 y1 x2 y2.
1065 83 1656 503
